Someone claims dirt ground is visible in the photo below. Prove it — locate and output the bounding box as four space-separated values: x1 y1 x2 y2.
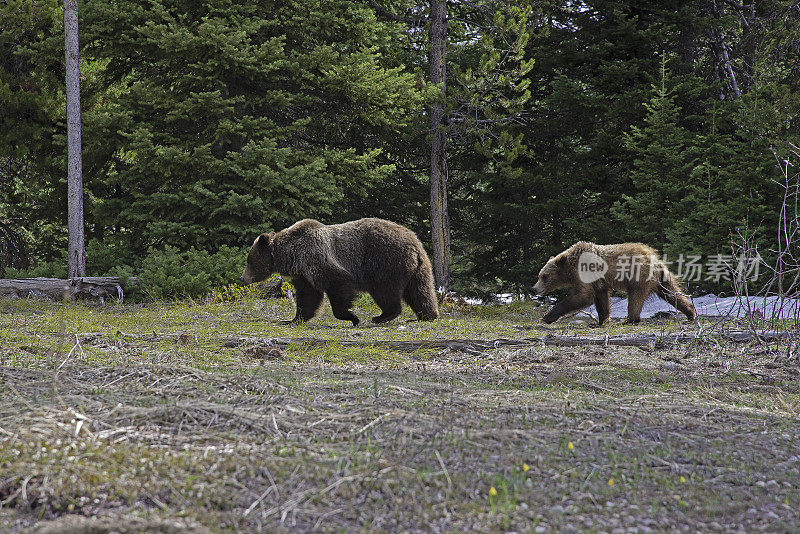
1 296 798 533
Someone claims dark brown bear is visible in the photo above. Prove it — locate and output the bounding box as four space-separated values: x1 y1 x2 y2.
240 218 439 326
532 241 696 325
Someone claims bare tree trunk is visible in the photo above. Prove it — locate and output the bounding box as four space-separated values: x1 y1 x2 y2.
429 0 450 291
710 0 741 99
738 1 756 93
64 0 85 278
716 32 741 99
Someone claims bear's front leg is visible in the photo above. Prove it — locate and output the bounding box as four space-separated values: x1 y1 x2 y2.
593 289 611 326
542 291 593 324
283 277 324 324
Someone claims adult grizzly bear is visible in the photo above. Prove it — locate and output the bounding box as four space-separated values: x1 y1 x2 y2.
240 218 439 326
532 241 696 325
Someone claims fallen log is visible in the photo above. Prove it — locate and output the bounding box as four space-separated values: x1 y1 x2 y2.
220 330 795 353
221 336 520 352
60 329 794 353
538 334 658 351
0 277 136 303
719 330 793 343
219 335 657 351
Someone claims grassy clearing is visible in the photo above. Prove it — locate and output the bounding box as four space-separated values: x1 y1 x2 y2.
1 295 799 532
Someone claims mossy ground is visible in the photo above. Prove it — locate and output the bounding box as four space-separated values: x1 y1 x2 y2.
1 295 798 532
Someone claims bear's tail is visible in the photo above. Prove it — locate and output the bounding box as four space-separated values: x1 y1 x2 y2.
656 267 697 321
404 253 439 321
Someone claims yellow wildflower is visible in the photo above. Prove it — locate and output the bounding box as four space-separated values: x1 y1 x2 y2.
522 464 530 472
489 486 498 497
608 478 614 487
680 476 686 484
567 441 574 450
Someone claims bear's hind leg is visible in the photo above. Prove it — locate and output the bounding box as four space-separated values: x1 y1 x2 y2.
403 266 439 321
326 284 360 326
656 284 697 321
623 288 648 324
370 288 403 324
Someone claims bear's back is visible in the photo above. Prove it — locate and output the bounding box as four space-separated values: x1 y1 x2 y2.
321 219 423 286
594 242 666 289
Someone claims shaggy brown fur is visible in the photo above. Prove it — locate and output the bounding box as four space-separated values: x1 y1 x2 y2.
240 218 439 326
532 241 696 325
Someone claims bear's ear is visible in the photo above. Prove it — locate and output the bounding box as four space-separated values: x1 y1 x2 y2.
555 255 567 266
256 233 272 248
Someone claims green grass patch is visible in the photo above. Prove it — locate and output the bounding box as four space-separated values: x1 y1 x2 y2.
1 296 798 532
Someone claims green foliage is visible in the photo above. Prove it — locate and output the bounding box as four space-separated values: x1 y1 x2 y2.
77 0 425 253
611 54 695 250
0 220 29 276
0 0 67 263
137 245 246 300
4 245 246 300
666 102 779 264
4 258 68 279
2 0 798 298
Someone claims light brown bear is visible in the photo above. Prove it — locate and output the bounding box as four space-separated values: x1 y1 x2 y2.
240 218 439 326
532 241 696 325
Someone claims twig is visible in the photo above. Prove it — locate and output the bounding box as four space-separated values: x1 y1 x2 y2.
243 485 276 518
358 414 386 434
434 449 453 493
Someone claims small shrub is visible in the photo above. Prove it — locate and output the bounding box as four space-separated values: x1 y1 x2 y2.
4 258 68 279
207 274 290 303
4 245 249 302
86 238 138 277
104 264 140 298
138 245 246 300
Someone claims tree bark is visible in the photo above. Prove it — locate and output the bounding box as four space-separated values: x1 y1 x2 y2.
64 0 85 277
429 0 450 291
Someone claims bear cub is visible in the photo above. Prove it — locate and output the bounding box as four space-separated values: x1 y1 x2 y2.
532 241 696 325
241 218 439 326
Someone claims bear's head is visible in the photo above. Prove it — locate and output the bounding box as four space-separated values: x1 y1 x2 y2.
532 254 570 296
240 232 275 285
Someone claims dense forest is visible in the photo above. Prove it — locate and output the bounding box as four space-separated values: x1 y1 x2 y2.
2 0 799 297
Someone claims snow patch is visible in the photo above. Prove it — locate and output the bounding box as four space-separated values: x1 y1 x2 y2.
582 294 800 320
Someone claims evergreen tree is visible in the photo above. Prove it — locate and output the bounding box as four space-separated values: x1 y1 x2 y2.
2 0 797 292
464 0 672 293
0 0 67 262
611 54 694 250
445 0 535 294
665 101 780 292
79 0 426 254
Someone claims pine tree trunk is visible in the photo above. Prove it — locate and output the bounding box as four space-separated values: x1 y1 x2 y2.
64 0 85 278
709 0 740 99
429 0 450 291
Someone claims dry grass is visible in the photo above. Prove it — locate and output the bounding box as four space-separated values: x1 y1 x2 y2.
1 295 799 532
